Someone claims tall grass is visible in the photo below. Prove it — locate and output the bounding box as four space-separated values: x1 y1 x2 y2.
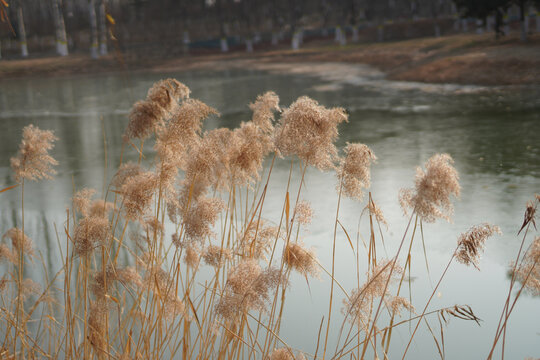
0 78 537 359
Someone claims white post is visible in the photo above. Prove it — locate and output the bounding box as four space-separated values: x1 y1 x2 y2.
17 6 29 57
52 0 69 56
335 26 341 42
253 32 261 44
377 24 384 42
476 19 483 34
462 18 468 32
291 31 299 50
271 32 278 45
504 14 510 35
220 38 228 52
98 0 108 56
352 26 359 42
183 30 190 54
245 38 253 52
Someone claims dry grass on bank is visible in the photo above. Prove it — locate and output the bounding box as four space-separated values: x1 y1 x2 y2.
1 33 540 85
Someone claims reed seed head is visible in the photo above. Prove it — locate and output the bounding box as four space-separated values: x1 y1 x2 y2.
249 91 280 134
72 188 97 217
3 228 34 259
146 78 190 112
275 96 347 171
229 122 273 186
11 125 58 182
183 197 225 241
455 223 501 269
112 162 143 188
203 245 233 268
294 200 313 225
184 242 201 268
337 143 376 201
387 296 415 317
366 200 388 227
216 260 285 321
121 171 159 221
283 242 319 278
0 244 16 264
125 100 166 140
270 348 294 360
155 99 218 169
399 153 460 223
512 236 540 296
73 216 110 256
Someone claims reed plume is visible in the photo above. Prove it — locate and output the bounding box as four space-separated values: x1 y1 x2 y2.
270 347 294 360
125 79 190 140
455 223 501 270
512 236 540 296
155 98 218 169
183 196 225 241
2 228 34 260
73 215 110 256
216 260 285 322
111 162 143 188
121 170 159 221
203 245 233 268
342 260 402 329
249 91 280 133
11 125 58 182
399 153 460 222
294 201 313 226
337 143 376 201
275 96 347 170
283 242 319 278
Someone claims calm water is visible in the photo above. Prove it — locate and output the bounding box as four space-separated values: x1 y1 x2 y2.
0 67 539 359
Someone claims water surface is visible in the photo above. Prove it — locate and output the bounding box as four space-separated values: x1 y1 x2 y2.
0 67 539 359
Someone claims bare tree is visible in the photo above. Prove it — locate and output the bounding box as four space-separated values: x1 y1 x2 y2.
89 0 98 58
51 0 69 55
16 0 28 57
98 0 107 55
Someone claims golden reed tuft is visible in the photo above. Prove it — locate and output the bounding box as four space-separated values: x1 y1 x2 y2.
275 96 347 170
11 125 58 182
337 143 376 201
455 223 501 269
399 153 460 222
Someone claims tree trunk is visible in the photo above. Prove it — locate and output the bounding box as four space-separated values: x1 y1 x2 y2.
16 4 28 57
377 23 384 42
495 8 503 39
98 0 107 55
89 0 99 58
216 0 228 52
519 0 527 41
51 0 69 56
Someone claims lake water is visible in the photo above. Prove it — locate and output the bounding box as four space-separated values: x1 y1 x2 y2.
0 66 539 359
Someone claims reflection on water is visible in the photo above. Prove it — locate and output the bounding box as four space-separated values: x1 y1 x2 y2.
0 69 539 359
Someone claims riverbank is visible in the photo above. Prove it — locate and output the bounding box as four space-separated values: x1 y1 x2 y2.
1 33 539 85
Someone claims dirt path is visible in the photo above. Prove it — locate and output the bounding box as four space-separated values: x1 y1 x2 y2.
1 33 539 86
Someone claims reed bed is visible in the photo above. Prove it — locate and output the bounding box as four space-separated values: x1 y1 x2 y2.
0 78 538 359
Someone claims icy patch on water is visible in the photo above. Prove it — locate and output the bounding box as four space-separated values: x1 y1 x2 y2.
251 62 490 95
0 108 129 120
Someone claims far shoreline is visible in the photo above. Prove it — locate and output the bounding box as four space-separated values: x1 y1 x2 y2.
1 33 539 86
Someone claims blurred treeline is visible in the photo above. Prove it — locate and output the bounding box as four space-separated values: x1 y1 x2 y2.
0 0 538 58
